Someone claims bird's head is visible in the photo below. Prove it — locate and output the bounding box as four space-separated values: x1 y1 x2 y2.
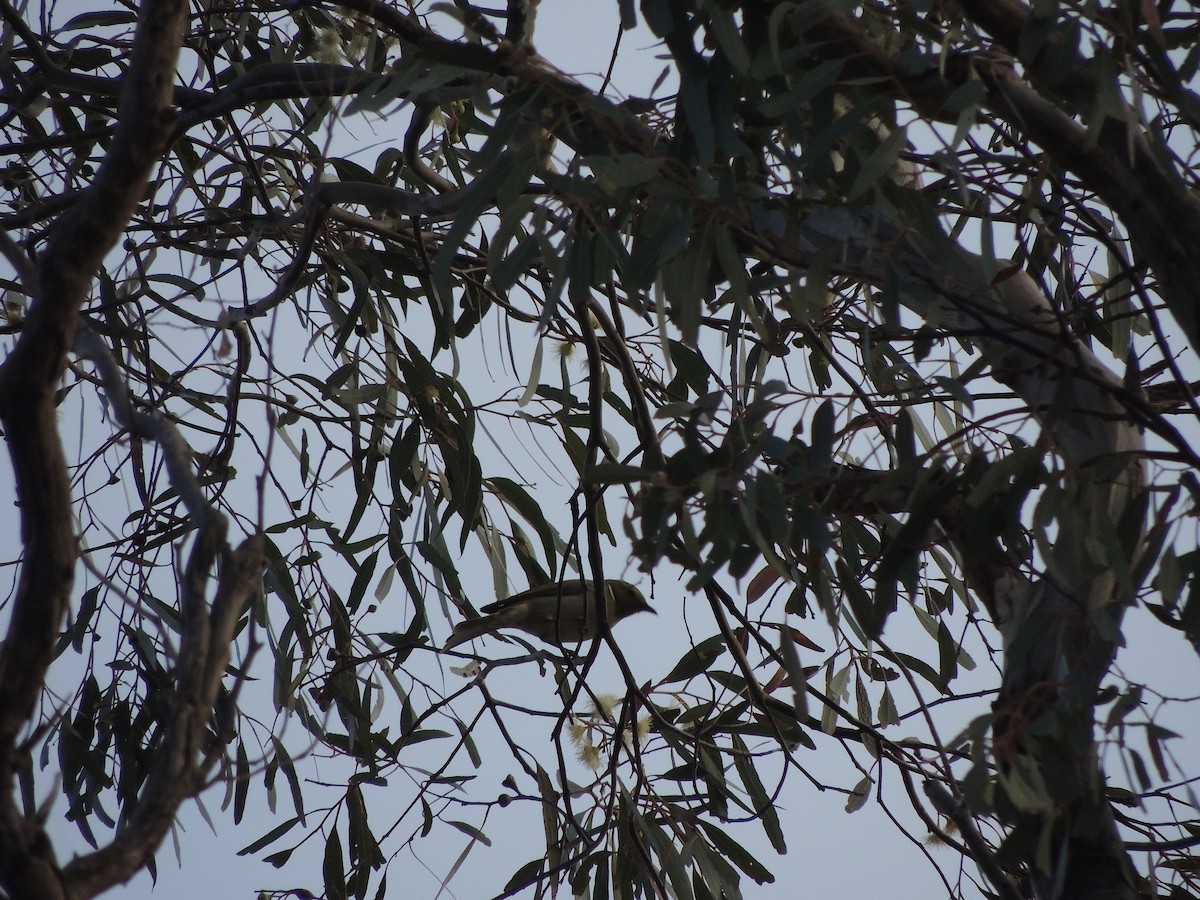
611 582 656 619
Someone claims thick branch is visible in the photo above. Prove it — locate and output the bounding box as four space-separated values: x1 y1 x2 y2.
0 1 187 897
0 0 186 734
811 5 1200 360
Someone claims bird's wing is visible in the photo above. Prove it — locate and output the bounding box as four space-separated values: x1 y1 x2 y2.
478 581 586 614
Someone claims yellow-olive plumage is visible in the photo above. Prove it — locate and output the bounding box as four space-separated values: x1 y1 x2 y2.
443 580 654 649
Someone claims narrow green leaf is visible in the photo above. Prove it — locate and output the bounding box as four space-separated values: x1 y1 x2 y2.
239 816 302 856
809 400 835 471
233 741 249 825
504 859 546 893
778 629 809 722
845 775 873 813
324 829 347 900
518 337 545 407
732 735 786 853
849 125 908 200
699 821 775 884
448 819 492 847
662 634 727 683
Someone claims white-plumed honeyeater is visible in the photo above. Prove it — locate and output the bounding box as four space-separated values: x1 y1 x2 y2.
443 580 654 650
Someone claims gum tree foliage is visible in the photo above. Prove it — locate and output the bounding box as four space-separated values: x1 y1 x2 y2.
2 0 1200 898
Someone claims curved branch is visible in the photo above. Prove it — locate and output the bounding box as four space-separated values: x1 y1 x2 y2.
62 534 263 898
58 329 264 896
0 2 197 897
404 102 461 194
807 6 1200 364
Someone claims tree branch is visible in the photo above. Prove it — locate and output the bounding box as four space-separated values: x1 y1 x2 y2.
0 1 189 896
809 4 1200 362
57 330 264 897
924 780 1024 900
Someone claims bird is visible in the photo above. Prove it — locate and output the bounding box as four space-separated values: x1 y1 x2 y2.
443 580 655 650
